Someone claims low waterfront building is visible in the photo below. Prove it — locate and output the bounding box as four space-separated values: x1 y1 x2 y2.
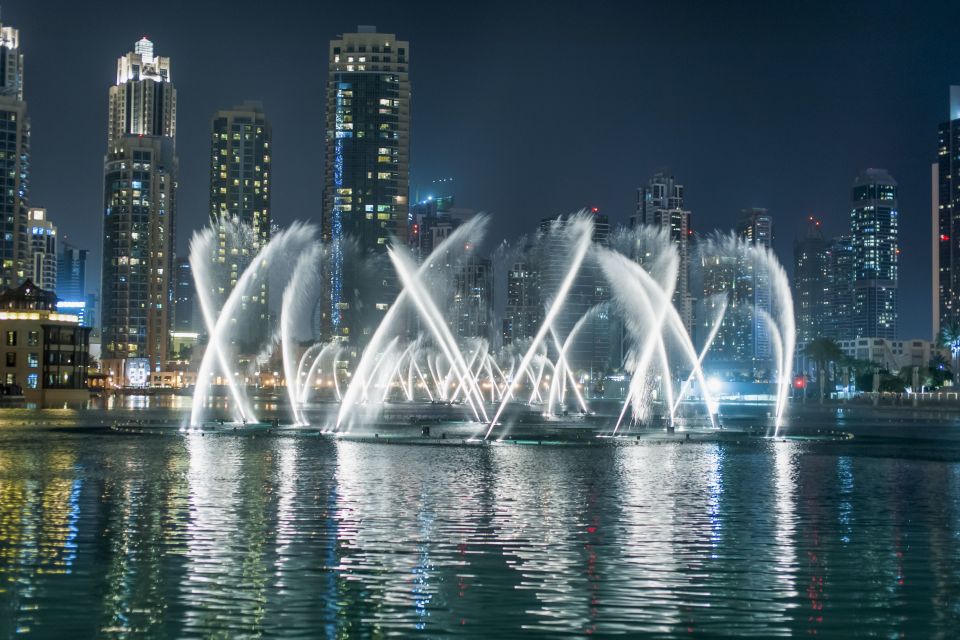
0 280 90 404
837 337 944 373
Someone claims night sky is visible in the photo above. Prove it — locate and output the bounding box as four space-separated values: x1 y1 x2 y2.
9 0 960 339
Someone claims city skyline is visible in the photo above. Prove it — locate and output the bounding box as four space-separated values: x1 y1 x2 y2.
6 0 960 339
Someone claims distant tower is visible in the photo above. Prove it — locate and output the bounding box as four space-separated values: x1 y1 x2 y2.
793 216 829 350
851 169 898 340
27 208 57 292
100 38 178 376
737 208 773 361
322 26 410 355
537 210 610 382
825 235 855 341
0 17 29 289
173 257 197 333
936 86 960 337
634 172 692 332
57 242 92 326
452 252 493 342
503 255 541 346
209 102 272 350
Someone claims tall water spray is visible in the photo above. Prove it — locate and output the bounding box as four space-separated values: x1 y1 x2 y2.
189 222 316 426
334 215 490 431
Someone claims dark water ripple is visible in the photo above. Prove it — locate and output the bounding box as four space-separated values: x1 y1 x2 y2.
2 424 960 637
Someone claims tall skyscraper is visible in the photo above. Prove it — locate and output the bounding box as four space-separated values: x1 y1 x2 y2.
100 38 178 377
209 102 272 350
793 216 829 350
0 18 29 289
634 172 692 331
27 208 56 291
322 26 410 355
737 208 773 361
538 210 610 382
851 169 898 340
936 87 960 337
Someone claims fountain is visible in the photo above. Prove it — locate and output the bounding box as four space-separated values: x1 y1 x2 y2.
183 210 796 440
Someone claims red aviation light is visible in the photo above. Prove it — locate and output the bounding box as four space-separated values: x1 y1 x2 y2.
941 234 950 242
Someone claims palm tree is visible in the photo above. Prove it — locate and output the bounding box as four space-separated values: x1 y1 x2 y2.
803 337 844 403
937 321 960 379
927 353 952 389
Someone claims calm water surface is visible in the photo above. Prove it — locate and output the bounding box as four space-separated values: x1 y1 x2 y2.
2 412 960 637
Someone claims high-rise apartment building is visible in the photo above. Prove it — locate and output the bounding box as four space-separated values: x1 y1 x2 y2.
209 102 272 350
0 19 29 289
322 26 410 354
633 173 692 332
27 208 56 292
100 38 178 377
851 169 898 340
699 253 750 367
503 256 541 347
936 87 960 337
824 235 855 341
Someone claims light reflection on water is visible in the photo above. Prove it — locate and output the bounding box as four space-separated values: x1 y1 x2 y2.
1 423 960 637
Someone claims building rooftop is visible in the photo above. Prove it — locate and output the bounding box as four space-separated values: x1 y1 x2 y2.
0 279 58 311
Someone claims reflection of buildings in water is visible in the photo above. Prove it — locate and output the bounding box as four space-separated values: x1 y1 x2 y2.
181 435 271 636
332 441 493 632
97 440 190 635
615 445 684 632
0 449 81 634
486 446 597 633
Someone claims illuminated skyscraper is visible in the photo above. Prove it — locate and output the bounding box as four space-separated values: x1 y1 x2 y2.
936 87 960 337
209 102 272 350
100 38 178 377
0 18 29 289
322 26 410 355
851 169 898 340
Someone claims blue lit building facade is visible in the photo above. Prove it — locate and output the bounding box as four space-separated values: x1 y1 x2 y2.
322 26 410 356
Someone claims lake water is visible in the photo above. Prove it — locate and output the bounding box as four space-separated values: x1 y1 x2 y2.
2 413 960 637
